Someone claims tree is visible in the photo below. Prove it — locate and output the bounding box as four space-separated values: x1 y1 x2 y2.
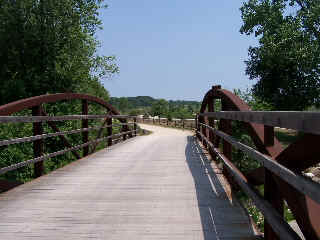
151 99 168 117
234 88 273 110
0 0 118 105
118 97 131 112
240 0 320 110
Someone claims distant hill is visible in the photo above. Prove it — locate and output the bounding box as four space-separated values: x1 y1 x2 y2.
109 96 201 118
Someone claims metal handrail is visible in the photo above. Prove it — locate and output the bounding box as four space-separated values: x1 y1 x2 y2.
196 85 320 240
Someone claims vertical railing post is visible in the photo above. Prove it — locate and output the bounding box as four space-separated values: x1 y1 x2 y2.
134 117 137 136
32 105 44 177
107 117 112 146
196 115 199 138
82 99 89 157
221 98 232 179
208 98 215 158
200 125 205 146
122 120 127 141
182 120 185 129
222 120 232 158
202 115 208 148
264 125 282 240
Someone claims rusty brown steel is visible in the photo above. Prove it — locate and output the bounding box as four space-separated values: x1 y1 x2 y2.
198 122 320 203
0 130 136 176
107 117 113 147
91 114 110 154
41 108 81 160
0 93 137 180
200 111 320 135
0 93 120 116
264 124 282 240
197 130 300 240
197 85 320 239
32 105 44 178
82 99 89 157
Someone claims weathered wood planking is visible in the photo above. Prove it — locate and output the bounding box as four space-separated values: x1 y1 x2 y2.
199 111 320 134
0 124 257 240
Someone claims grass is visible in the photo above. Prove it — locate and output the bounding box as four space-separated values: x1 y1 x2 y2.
274 128 300 147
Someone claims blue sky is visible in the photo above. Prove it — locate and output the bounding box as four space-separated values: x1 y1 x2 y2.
97 1 258 101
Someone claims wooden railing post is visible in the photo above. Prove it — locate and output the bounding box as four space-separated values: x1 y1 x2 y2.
222 119 232 158
196 115 199 137
134 117 137 137
122 122 127 141
32 105 44 177
82 99 89 157
107 117 112 146
221 99 232 179
201 116 208 148
208 99 215 157
200 125 205 146
264 125 283 240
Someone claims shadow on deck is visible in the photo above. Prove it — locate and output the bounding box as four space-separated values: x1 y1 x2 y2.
185 136 258 239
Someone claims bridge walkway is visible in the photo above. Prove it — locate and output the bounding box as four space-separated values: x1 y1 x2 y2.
0 124 257 240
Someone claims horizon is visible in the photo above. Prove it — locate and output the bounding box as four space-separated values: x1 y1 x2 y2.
110 95 203 102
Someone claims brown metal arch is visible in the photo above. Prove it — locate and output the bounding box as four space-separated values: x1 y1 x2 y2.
199 85 320 239
0 93 120 116
199 86 283 157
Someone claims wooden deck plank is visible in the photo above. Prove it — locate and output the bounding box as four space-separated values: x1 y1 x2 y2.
0 124 257 239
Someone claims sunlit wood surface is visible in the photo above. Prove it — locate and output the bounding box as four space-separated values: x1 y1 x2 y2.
0 124 257 240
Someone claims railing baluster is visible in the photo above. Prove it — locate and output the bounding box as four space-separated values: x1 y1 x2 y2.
134 117 137 137
196 115 199 138
32 105 44 177
122 124 127 141
107 117 112 146
82 99 89 157
264 125 283 240
208 98 215 158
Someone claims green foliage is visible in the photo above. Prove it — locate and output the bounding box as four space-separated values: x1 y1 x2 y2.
232 88 300 230
234 88 273 110
0 100 124 183
0 0 119 183
0 0 117 105
274 128 301 148
151 99 169 117
110 96 201 119
240 0 320 110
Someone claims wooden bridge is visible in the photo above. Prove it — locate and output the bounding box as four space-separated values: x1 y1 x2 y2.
0 86 319 239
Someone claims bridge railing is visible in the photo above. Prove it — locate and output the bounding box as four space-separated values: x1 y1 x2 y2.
136 116 196 129
0 93 138 181
196 86 320 240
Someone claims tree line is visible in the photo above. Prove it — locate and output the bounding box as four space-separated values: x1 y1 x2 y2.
109 96 202 119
